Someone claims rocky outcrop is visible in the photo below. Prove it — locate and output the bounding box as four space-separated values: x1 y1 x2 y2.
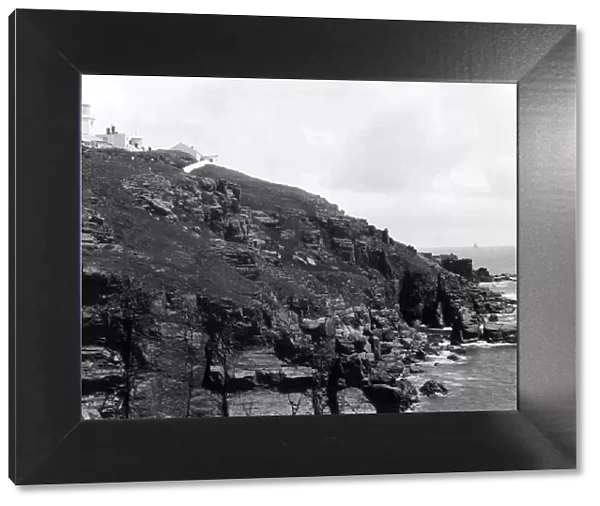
483 322 517 343
362 379 418 413
419 380 448 396
440 255 474 279
82 208 122 254
474 267 493 282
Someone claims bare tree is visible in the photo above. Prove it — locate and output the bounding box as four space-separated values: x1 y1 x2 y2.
202 311 235 417
115 275 151 419
180 305 199 418
287 393 303 416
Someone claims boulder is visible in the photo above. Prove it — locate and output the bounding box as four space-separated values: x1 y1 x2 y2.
368 369 397 386
474 266 493 282
362 380 418 413
338 354 370 388
419 380 448 396
484 322 517 342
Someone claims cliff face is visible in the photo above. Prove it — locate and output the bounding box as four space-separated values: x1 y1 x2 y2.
81 148 515 419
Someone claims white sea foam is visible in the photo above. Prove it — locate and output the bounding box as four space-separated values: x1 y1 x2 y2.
462 341 516 348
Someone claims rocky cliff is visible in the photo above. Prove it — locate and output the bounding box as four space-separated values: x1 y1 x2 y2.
81 148 516 419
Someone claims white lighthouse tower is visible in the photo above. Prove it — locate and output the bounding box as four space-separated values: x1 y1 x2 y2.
82 104 95 135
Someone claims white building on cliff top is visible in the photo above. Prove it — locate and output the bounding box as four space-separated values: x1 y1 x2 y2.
81 104 145 151
170 142 218 163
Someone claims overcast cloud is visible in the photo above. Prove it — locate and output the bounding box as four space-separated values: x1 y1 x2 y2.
83 75 516 248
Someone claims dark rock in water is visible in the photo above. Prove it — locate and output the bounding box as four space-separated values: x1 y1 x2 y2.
474 267 493 282
362 380 418 413
413 348 427 361
484 322 517 342
409 365 425 374
447 353 461 361
396 378 419 400
488 314 499 322
420 380 448 396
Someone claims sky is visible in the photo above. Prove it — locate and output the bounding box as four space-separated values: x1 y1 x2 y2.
83 75 516 248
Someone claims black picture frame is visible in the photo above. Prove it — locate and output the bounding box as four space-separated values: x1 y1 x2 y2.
9 9 577 485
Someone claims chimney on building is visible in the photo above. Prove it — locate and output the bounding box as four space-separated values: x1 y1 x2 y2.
111 125 116 134
106 127 110 135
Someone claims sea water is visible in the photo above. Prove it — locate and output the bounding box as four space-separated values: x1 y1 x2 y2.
408 343 517 412
411 245 517 412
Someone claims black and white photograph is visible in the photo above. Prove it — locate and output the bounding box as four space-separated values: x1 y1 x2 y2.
81 75 517 419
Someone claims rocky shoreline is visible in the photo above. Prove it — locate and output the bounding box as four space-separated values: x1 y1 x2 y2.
82 268 517 418
81 148 517 419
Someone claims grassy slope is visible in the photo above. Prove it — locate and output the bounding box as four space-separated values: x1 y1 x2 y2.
82 149 257 305
83 149 442 312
